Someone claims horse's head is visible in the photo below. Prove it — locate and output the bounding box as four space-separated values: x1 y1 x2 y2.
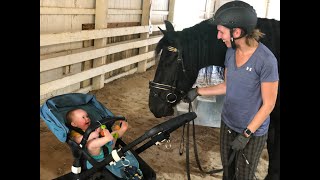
149 21 192 118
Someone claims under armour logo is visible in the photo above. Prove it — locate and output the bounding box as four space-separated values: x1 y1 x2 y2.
246 67 252 71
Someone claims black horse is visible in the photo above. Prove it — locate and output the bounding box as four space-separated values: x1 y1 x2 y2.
148 19 280 179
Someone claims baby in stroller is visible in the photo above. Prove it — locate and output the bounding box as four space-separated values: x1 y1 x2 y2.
66 108 142 179
66 108 127 154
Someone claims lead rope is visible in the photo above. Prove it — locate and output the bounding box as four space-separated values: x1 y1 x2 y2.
184 101 223 180
179 124 185 155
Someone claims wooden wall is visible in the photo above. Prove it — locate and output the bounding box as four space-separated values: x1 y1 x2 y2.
40 0 175 104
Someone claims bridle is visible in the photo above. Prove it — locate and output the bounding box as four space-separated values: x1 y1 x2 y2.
149 45 187 104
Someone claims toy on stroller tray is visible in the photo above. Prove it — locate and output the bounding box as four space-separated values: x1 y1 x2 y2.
40 93 197 180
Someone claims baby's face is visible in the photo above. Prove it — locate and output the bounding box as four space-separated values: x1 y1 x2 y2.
72 109 91 130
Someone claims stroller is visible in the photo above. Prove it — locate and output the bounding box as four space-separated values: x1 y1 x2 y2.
40 93 197 180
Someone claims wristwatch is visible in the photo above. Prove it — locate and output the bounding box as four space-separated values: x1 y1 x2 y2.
244 128 252 137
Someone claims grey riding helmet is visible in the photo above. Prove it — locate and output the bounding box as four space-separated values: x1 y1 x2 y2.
209 1 257 34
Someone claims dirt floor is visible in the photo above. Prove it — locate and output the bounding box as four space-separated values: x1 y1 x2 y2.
40 66 269 180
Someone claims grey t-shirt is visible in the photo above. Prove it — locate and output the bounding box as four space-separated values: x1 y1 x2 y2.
221 42 279 136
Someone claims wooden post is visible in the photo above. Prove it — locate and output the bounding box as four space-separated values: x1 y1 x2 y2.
92 0 108 90
137 0 151 73
168 0 175 22
205 0 211 19
265 0 270 18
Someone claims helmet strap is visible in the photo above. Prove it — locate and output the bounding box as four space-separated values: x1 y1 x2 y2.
230 29 236 49
230 28 247 49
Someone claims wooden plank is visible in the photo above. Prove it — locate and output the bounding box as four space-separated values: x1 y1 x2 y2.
40 7 95 15
40 51 155 96
40 25 152 46
152 10 169 15
83 22 141 30
108 9 142 15
107 22 140 28
40 35 162 72
40 7 142 15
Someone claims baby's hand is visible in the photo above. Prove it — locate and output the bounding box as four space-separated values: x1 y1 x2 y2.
88 130 100 140
102 129 113 140
95 127 101 133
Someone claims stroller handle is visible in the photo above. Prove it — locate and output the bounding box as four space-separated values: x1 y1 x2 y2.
122 112 197 152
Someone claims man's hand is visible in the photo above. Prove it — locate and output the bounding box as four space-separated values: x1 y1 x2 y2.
184 87 200 102
230 134 251 151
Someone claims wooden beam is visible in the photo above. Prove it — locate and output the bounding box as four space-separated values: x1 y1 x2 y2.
40 7 95 15
152 10 169 15
41 25 151 47
107 22 141 28
40 35 162 72
138 0 151 73
168 0 176 22
92 0 108 90
40 51 155 96
108 9 142 15
82 22 141 29
40 7 142 15
205 0 211 19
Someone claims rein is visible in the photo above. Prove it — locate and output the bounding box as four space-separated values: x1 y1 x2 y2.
181 102 223 180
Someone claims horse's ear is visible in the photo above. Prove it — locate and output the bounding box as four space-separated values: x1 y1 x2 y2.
164 20 175 32
158 27 167 35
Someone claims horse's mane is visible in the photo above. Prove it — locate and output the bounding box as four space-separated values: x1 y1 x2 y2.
179 20 227 80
